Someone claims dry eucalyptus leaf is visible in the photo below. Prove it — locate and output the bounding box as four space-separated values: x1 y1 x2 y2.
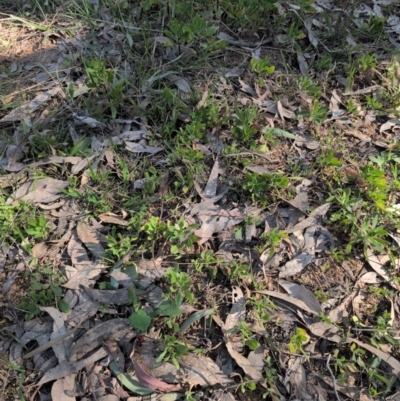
32 242 48 259
204 159 224 199
40 306 70 363
284 357 310 399
367 248 398 289
98 213 129 226
134 361 180 391
247 345 265 374
224 286 246 331
0 87 61 122
167 75 191 93
83 287 141 305
286 203 331 234
307 321 342 343
328 292 355 323
255 290 319 315
51 375 77 401
73 113 106 128
279 252 314 278
6 144 24 166
38 347 108 386
71 319 133 359
178 354 233 387
279 280 322 314
7 178 69 205
124 142 164 154
314 372 362 400
76 222 105 260
225 341 262 381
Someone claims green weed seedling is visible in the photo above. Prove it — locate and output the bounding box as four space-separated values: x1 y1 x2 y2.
232 107 258 141
165 217 198 255
258 228 288 258
365 95 383 111
288 327 309 356
19 264 67 319
358 54 377 72
128 288 152 332
156 333 190 369
237 321 259 351
250 57 275 75
347 215 389 257
191 249 221 279
141 216 166 243
247 295 276 324
298 76 322 99
298 102 328 125
25 215 49 240
165 266 195 303
106 227 138 261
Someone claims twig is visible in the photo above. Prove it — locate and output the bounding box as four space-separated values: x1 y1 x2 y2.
326 354 341 401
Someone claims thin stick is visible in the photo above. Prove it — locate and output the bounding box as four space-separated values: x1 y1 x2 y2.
326 354 341 401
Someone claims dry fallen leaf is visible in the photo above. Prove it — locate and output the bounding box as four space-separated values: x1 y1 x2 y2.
279 252 314 278
286 203 331 234
225 341 262 381
51 375 77 401
38 347 108 386
0 87 61 122
71 319 133 360
366 248 398 289
99 213 129 228
134 361 180 392
178 354 233 387
76 222 105 260
224 286 246 331
279 280 322 314
7 177 69 205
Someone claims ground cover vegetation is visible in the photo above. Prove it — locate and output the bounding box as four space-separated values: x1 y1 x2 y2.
1 0 400 400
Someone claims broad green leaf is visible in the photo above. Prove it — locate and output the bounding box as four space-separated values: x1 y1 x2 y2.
58 300 71 313
262 127 299 140
109 361 153 395
178 308 213 333
129 310 152 331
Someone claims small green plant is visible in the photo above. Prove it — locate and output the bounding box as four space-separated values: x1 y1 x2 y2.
298 76 322 99
298 102 328 125
250 57 275 75
259 228 288 257
106 227 138 261
25 215 49 239
237 321 259 350
83 58 125 118
19 264 67 319
318 149 343 168
314 290 328 302
358 54 376 72
346 98 359 113
315 54 333 71
361 16 385 37
141 216 166 243
165 218 198 255
365 95 383 111
347 215 389 256
165 266 195 303
232 107 258 141
247 295 275 323
288 327 309 355
128 288 152 331
191 250 221 278
157 334 190 369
